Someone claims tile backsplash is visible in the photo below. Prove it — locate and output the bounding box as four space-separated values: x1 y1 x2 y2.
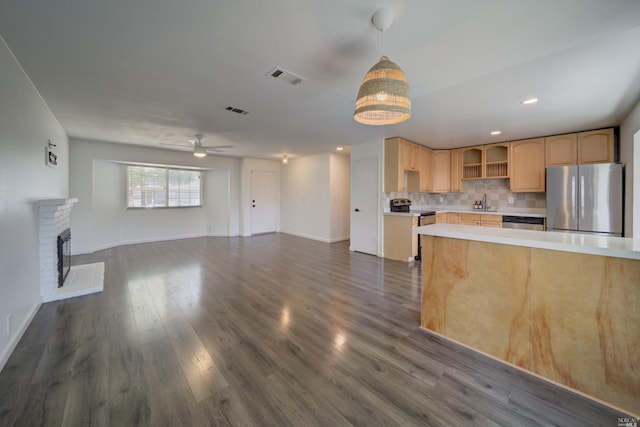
386 179 546 210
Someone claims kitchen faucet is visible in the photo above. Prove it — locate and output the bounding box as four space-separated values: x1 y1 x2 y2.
482 193 487 211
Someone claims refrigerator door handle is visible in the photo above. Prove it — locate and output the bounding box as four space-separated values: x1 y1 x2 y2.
571 176 576 219
580 175 585 219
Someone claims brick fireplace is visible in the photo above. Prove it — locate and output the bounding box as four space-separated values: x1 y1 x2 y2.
38 198 85 301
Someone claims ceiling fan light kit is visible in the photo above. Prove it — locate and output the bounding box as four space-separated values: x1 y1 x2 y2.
354 7 411 126
193 145 207 157
156 133 234 157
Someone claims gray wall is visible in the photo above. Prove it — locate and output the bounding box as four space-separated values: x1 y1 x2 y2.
0 38 69 368
69 138 241 254
620 97 640 237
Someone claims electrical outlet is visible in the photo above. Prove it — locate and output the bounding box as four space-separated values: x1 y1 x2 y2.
6 313 12 335
508 196 514 205
439 196 444 203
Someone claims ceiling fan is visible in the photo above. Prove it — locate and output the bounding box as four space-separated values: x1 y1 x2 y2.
161 134 233 157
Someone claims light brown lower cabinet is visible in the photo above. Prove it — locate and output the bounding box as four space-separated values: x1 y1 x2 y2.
480 215 503 228
455 213 502 227
447 212 461 224
460 213 481 226
384 215 418 262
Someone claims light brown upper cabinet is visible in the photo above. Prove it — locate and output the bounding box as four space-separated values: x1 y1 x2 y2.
484 143 509 178
385 138 416 192
578 128 614 164
461 147 483 179
432 150 451 192
545 128 614 167
545 133 577 166
450 149 462 192
384 137 403 192
418 146 434 192
462 143 509 180
510 138 546 192
401 139 419 172
384 137 424 192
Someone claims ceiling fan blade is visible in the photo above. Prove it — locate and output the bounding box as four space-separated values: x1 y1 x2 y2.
203 145 234 150
160 142 191 147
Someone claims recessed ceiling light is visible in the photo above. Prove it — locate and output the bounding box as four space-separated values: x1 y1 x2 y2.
521 98 538 105
336 147 344 151
490 130 502 135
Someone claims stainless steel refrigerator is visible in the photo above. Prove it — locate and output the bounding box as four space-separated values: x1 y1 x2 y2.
546 163 623 236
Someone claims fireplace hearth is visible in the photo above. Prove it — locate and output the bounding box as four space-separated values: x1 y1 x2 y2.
57 228 71 287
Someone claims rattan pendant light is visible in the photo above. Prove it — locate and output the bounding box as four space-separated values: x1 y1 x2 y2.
354 7 411 125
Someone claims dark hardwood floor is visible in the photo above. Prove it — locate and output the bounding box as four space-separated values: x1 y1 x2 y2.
0 234 631 426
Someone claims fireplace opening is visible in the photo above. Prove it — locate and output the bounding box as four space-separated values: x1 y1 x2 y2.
57 228 71 288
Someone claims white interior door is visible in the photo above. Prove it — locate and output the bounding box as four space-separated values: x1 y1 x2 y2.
250 170 278 234
351 157 378 255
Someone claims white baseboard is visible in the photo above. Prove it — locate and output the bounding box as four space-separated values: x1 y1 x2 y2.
74 233 240 255
118 233 208 247
0 301 41 372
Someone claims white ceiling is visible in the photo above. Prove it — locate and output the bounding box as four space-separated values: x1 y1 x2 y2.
2 0 640 160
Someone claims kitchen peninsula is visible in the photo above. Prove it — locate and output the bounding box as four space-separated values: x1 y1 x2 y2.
414 224 640 416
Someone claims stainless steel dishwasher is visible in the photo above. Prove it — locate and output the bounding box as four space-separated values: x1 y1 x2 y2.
502 215 545 231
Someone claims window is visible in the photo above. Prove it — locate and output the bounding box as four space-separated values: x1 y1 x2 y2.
127 166 201 208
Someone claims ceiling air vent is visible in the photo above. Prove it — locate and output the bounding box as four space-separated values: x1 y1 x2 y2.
225 106 249 115
267 67 305 86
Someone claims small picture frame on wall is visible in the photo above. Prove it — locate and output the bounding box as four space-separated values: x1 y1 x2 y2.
45 140 57 168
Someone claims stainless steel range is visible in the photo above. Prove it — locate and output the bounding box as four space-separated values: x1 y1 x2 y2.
389 198 412 212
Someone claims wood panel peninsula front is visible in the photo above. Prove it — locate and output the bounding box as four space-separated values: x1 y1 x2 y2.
414 224 640 416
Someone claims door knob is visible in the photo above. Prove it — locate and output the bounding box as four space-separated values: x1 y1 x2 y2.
355 208 360 212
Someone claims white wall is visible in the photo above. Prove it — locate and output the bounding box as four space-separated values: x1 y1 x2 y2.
280 153 331 241
0 38 69 369
620 96 640 237
350 140 384 256
279 152 350 243
329 153 350 241
206 170 231 236
69 138 241 254
92 160 121 250
239 158 281 236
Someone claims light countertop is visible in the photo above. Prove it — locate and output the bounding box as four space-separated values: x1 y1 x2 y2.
414 223 640 260
384 207 546 218
384 212 422 217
